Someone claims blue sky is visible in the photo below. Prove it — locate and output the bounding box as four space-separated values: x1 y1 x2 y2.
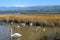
0 0 60 7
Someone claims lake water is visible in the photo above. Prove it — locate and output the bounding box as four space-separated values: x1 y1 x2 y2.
0 22 11 40
0 11 21 14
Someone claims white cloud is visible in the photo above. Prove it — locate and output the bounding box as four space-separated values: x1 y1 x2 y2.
14 4 24 7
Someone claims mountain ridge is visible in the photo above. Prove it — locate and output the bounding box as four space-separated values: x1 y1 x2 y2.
0 5 60 14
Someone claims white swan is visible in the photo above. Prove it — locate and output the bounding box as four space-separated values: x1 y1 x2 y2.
11 33 22 39
17 25 20 28
14 25 20 29
30 23 33 26
21 23 25 26
10 28 22 39
43 28 46 32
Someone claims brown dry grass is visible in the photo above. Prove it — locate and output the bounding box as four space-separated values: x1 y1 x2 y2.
0 14 60 22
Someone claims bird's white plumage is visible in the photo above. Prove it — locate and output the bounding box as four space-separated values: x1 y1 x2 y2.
30 23 33 26
17 25 20 28
11 33 22 39
43 28 46 32
22 23 25 26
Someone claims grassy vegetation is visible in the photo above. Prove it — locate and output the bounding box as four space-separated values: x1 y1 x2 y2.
0 14 60 21
0 14 60 40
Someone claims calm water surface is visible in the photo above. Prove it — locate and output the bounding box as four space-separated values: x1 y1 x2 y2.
0 22 11 40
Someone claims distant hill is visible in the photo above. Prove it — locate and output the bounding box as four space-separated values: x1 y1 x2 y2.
0 5 60 14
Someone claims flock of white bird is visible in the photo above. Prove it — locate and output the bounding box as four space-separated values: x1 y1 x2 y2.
11 22 46 39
